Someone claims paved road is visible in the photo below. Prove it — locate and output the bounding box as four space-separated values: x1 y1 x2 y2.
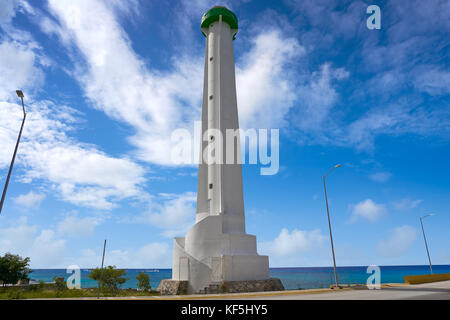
213 281 450 300
116 281 450 300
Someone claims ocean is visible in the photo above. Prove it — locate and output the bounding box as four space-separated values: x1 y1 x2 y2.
29 265 450 290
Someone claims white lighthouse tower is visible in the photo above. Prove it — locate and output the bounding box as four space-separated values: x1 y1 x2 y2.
158 6 284 295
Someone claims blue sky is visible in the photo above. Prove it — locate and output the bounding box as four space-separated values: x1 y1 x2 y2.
0 0 449 269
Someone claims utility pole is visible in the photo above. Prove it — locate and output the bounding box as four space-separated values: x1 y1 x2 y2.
323 164 342 289
420 214 435 274
97 239 107 299
0 90 27 215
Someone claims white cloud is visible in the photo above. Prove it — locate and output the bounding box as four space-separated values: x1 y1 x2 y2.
13 191 45 209
236 30 304 129
260 228 326 257
0 216 171 268
44 0 203 166
30 229 66 267
135 192 197 238
108 242 171 268
44 1 307 168
0 0 18 25
346 110 401 151
0 99 148 209
47 0 445 162
0 9 149 210
376 225 417 258
72 242 172 268
344 102 445 151
21 137 147 209
286 0 450 151
5 0 445 219
293 72 449 152
0 216 36 255
393 198 423 211
0 40 44 101
57 213 102 237
413 67 450 96
369 172 392 183
0 101 21 168
350 199 387 223
0 217 67 268
295 63 348 131
32 0 449 167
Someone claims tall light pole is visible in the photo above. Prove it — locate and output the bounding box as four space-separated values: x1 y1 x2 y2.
323 163 342 288
0 90 27 215
97 239 107 299
420 214 435 274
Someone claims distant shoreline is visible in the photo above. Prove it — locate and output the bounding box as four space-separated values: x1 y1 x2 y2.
29 264 450 270
26 265 450 290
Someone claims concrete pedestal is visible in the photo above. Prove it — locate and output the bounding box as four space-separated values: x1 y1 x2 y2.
171 215 273 294
158 278 284 295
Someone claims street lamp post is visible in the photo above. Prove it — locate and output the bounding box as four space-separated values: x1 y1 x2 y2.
97 239 107 299
0 90 27 215
420 214 435 275
323 164 342 288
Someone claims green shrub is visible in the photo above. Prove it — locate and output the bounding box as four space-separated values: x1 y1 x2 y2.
27 284 40 292
37 280 45 290
0 253 31 286
7 289 24 300
54 277 67 295
89 266 127 295
136 272 151 291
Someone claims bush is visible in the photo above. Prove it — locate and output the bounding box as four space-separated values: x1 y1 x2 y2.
89 266 127 295
7 289 24 300
0 253 31 286
27 284 40 292
136 272 151 291
54 277 67 294
38 280 45 290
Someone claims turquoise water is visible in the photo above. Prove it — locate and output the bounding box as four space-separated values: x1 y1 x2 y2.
29 265 450 290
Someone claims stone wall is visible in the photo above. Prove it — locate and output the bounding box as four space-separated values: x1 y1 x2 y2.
157 280 189 295
221 278 284 293
158 278 284 295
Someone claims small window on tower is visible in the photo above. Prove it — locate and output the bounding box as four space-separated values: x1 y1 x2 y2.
210 57 213 61
209 95 213 100
209 183 213 189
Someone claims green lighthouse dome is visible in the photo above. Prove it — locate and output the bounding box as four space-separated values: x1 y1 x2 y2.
201 6 238 38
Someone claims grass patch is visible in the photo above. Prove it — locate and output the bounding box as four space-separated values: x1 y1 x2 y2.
0 283 160 299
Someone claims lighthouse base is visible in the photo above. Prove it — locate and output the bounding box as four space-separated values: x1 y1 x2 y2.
157 280 189 295
158 278 284 295
170 215 272 294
